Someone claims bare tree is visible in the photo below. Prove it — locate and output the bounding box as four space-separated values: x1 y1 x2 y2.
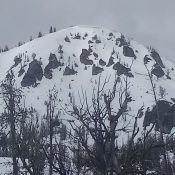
144 62 170 174
44 88 58 175
0 70 23 175
43 87 72 175
66 75 133 175
17 109 45 175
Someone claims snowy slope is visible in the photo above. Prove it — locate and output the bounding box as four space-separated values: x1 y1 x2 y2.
0 25 175 140
0 157 12 175
0 157 26 174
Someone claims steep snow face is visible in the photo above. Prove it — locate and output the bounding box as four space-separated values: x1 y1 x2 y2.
0 25 175 136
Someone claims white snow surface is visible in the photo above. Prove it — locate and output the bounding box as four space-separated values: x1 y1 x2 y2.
0 25 175 132
0 157 26 174
0 157 12 174
0 26 175 173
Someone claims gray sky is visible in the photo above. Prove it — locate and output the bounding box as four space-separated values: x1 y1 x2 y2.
0 0 175 62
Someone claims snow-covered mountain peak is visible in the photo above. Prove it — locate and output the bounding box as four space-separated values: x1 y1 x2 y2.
0 25 175 134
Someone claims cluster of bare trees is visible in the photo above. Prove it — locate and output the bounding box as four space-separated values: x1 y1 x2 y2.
0 45 9 53
0 69 175 175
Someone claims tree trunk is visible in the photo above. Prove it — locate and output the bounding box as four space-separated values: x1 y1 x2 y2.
108 118 120 175
11 115 18 175
49 105 53 175
9 91 18 175
49 127 53 175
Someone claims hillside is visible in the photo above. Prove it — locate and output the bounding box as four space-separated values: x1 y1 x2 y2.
0 26 175 129
0 26 175 174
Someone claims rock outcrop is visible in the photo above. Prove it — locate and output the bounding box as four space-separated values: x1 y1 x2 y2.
21 60 43 87
80 49 93 65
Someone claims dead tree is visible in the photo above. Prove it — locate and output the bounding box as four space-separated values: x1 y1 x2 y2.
144 63 169 174
0 71 23 175
17 110 45 175
44 88 59 175
67 75 133 175
43 87 72 175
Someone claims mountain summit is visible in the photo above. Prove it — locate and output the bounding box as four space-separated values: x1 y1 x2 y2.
1 26 175 174
0 25 175 134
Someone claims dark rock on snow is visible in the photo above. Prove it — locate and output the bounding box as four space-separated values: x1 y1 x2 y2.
92 64 104 75
11 56 22 69
113 62 134 77
143 100 175 134
123 46 136 58
44 53 63 79
106 56 115 67
18 68 25 77
151 50 165 68
151 64 165 78
116 35 128 47
63 66 77 76
80 49 93 65
21 60 43 87
99 59 106 66
144 55 152 65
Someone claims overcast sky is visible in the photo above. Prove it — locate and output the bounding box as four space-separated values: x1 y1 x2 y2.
0 0 175 62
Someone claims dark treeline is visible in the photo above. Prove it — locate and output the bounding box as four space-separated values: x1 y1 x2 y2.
0 26 57 53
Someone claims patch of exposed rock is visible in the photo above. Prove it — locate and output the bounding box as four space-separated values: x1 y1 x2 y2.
11 56 22 69
80 49 93 65
21 60 43 87
63 66 77 76
143 100 175 134
92 64 104 75
151 64 165 78
151 50 165 68
99 59 106 66
123 46 136 58
44 53 63 79
144 55 152 64
113 62 134 77
106 56 115 67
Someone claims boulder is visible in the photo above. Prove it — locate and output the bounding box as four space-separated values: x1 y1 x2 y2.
123 46 136 58
44 53 63 79
92 64 104 75
21 60 43 87
143 100 175 134
151 50 165 68
44 68 53 79
11 56 22 69
14 56 22 65
46 53 60 70
93 52 98 58
151 64 165 78
106 57 115 67
80 49 93 65
99 59 106 66
18 68 25 77
144 55 152 65
63 66 77 76
116 35 128 47
113 62 133 77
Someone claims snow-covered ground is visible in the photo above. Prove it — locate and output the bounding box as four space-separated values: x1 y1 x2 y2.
0 25 174 125
0 25 175 134
0 25 175 174
0 157 12 175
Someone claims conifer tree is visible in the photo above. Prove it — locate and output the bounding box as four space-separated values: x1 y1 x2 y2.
38 32 43 38
53 27 56 32
0 71 22 175
4 45 9 52
49 26 53 33
30 36 33 41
